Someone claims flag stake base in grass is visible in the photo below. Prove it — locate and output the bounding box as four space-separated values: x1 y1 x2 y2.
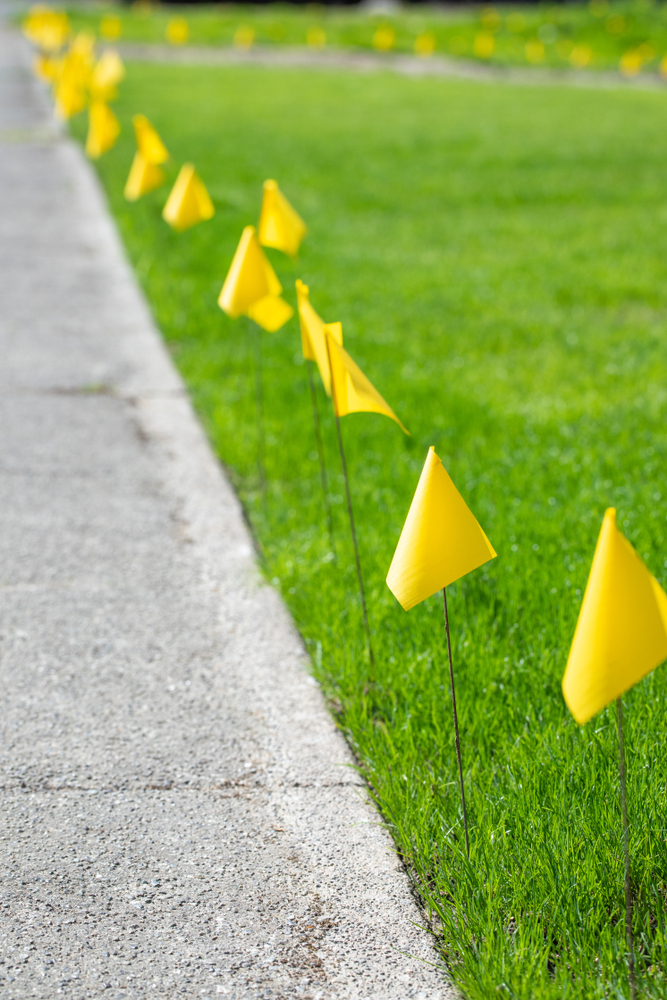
561 507 667 997
617 697 636 1000
333 411 374 674
386 447 496 857
443 587 470 859
306 359 335 559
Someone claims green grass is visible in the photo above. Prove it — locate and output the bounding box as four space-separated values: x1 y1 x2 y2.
69 63 667 998
56 0 667 73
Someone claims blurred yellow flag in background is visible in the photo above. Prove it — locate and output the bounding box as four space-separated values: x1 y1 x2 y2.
124 154 165 201
90 49 125 100
85 101 120 159
166 17 189 45
33 53 60 82
100 15 122 41
133 114 169 165
125 115 169 201
386 447 496 611
258 180 307 257
562 508 667 724
24 7 70 52
325 327 408 434
295 281 340 395
218 226 293 332
54 75 86 119
162 163 214 232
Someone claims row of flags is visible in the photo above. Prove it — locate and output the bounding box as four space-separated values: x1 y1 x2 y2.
105 96 667 992
25 10 665 983
27 0 667 778
216 175 667 731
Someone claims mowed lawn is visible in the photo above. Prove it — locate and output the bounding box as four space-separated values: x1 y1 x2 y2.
76 64 667 998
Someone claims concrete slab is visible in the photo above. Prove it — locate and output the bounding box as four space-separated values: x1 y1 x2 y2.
0 25 452 1000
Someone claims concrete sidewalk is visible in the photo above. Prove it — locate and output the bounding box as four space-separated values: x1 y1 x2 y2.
0 25 451 1000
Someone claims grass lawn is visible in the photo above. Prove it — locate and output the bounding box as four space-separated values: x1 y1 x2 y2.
62 0 667 74
70 62 667 998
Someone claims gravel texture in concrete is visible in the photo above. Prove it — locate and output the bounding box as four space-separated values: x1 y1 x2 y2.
0 25 452 1000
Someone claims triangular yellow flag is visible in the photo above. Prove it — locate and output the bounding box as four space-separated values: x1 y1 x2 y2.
295 280 341 396
133 114 168 165
54 75 87 120
386 447 496 611
162 164 214 232
247 295 294 333
325 327 408 434
562 508 667 725
218 226 294 332
124 153 165 201
34 54 60 82
258 180 307 257
24 8 70 51
90 49 125 101
85 101 120 159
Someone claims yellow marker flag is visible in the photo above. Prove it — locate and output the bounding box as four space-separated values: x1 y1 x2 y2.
24 8 70 52
70 30 96 60
258 180 307 257
132 114 168 165
247 295 294 333
34 53 60 82
90 49 125 101
124 153 165 201
562 508 667 725
85 101 120 159
166 17 188 45
325 327 408 434
386 447 496 611
295 280 341 396
100 15 122 41
54 76 87 119
218 226 293 332
162 164 214 232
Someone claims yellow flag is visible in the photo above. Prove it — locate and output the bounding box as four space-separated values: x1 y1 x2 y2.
70 30 95 61
54 75 87 119
325 327 408 434
295 280 341 396
247 295 294 333
54 37 93 119
34 53 60 82
132 114 168 165
85 101 120 159
562 508 667 724
24 8 70 51
258 180 307 257
90 49 125 101
386 447 496 611
162 164 214 232
166 17 188 45
100 15 122 41
218 226 294 332
124 153 165 201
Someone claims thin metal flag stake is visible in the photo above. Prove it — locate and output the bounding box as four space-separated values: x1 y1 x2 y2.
442 587 470 859
306 358 335 558
325 333 374 672
334 412 374 673
617 697 636 1000
252 320 265 495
